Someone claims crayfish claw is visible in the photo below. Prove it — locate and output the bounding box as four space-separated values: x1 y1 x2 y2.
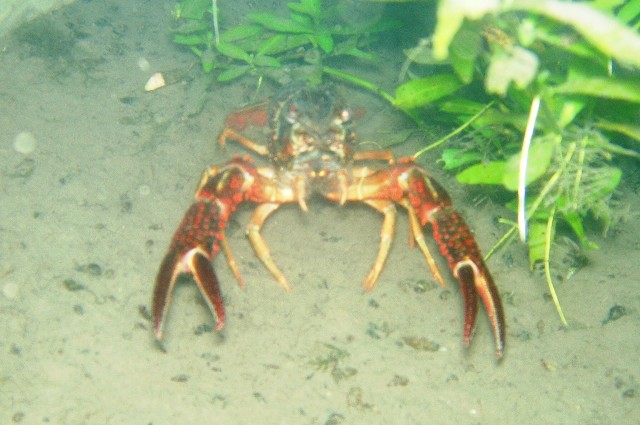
190 250 226 331
152 249 180 341
426 202 506 358
455 263 480 348
454 260 505 359
153 247 226 341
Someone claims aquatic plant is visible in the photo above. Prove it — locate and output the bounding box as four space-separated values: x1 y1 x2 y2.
390 0 640 323
170 0 398 86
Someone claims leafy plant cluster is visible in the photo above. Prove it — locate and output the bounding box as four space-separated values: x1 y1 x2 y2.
171 0 397 84
393 0 640 322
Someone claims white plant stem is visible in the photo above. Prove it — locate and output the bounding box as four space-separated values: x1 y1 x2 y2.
518 95 541 242
212 0 220 46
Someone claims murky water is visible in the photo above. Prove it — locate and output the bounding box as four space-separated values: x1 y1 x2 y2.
0 1 638 424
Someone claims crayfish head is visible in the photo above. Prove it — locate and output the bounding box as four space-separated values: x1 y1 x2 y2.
269 84 355 168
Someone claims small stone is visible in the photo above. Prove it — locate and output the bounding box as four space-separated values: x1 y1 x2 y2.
13 132 37 154
144 72 165 91
402 336 440 352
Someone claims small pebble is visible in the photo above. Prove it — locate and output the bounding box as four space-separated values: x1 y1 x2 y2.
13 132 37 154
77 262 102 276
138 185 151 196
171 374 189 382
402 336 440 352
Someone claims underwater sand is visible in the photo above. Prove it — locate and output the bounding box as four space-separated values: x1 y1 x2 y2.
0 1 638 424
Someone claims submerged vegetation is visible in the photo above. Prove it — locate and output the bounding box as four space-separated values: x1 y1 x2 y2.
170 0 398 85
396 0 640 323
168 0 640 324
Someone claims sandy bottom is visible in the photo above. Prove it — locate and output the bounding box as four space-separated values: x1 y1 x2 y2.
0 1 638 424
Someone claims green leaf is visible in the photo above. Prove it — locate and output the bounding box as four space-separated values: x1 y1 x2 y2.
439 149 483 170
317 32 334 53
449 27 482 84
257 34 288 55
552 77 640 104
523 18 606 63
253 55 282 68
517 1 640 68
561 211 588 246
595 119 640 143
439 97 487 115
393 74 464 110
257 34 310 55
189 46 203 58
216 42 252 62
217 65 249 82
527 220 549 269
174 33 209 46
456 161 507 185
288 0 321 18
556 98 586 129
290 11 314 28
617 0 640 23
220 24 264 42
249 12 312 33
502 139 555 191
339 46 378 61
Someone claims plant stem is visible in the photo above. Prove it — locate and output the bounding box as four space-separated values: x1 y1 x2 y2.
413 100 495 159
518 95 541 242
544 205 568 326
484 220 517 261
572 134 587 210
212 0 220 46
322 66 394 104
